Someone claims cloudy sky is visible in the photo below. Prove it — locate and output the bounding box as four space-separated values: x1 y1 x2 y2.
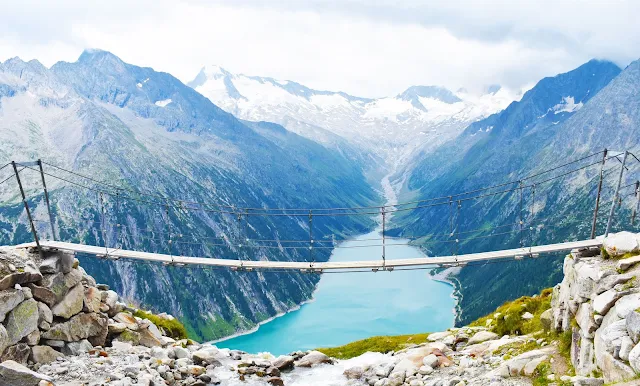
1 0 638 97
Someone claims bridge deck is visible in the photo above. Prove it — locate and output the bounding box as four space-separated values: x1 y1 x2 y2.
17 238 603 271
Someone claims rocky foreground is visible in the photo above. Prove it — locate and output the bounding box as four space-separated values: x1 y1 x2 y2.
3 231 640 385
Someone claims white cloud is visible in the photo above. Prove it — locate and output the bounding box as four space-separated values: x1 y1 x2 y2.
0 0 638 97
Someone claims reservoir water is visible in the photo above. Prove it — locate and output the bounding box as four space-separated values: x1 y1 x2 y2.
215 229 456 355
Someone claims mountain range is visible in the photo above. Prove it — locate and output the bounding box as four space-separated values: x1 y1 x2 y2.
2 49 640 340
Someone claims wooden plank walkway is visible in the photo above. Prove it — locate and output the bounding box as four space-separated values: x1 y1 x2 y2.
17 238 603 272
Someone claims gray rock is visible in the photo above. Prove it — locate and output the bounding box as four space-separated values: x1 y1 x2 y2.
618 255 640 271
619 336 634 361
595 273 635 295
108 322 127 334
41 312 108 343
467 331 499 345
576 303 597 336
295 351 332 367
593 289 629 315
20 286 32 299
629 342 640 373
192 346 220 365
571 376 604 386
30 345 63 364
422 354 439 368
5 298 39 345
138 327 162 348
0 360 53 385
171 346 190 359
62 339 93 356
0 265 42 291
27 284 56 307
36 302 53 327
601 319 629 354
83 286 102 313
39 252 74 274
24 329 40 346
0 325 9 355
627 310 640 343
103 290 118 309
0 288 25 322
41 339 65 348
51 283 84 319
271 355 295 371
343 366 364 379
113 312 139 330
0 343 30 364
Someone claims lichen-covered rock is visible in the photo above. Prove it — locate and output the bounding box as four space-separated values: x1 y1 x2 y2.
0 360 53 385
41 312 108 343
0 288 25 323
5 298 39 345
115 329 141 345
0 264 42 291
51 283 84 319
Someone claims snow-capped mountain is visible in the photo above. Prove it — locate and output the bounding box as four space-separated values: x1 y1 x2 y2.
0 50 377 341
188 66 521 166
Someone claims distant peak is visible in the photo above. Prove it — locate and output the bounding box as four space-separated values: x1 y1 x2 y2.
77 49 125 69
397 85 462 107
484 84 502 95
203 65 231 79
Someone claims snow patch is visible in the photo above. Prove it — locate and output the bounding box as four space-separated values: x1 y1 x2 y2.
552 96 583 114
155 99 172 107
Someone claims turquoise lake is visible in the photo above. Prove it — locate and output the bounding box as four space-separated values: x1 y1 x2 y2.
215 229 456 355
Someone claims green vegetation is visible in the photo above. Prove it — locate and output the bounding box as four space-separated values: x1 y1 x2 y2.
532 361 572 386
317 333 430 359
601 246 640 260
133 309 188 340
470 288 553 336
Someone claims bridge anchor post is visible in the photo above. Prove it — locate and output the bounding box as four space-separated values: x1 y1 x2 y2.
12 161 43 258
605 150 628 237
591 149 607 239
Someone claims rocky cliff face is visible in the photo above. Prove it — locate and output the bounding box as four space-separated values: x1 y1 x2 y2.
552 231 640 383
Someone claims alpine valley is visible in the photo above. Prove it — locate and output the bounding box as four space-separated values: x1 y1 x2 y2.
1 49 640 346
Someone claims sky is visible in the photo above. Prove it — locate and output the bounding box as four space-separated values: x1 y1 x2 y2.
1 0 639 97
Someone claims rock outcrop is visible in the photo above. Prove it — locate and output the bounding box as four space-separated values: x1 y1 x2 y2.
552 232 640 383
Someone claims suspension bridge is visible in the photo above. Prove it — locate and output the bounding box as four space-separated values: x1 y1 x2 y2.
1 149 640 273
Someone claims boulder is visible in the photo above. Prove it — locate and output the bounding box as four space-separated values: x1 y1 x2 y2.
294 351 332 367
41 312 108 342
113 312 139 330
193 346 220 365
627 310 640 343
467 331 499 345
5 298 39 345
138 327 162 348
24 329 40 346
0 360 53 385
83 286 102 313
0 265 42 291
619 336 634 361
0 343 31 364
0 288 25 323
595 273 635 295
611 293 640 319
108 322 127 334
27 284 56 307
36 302 53 330
618 255 640 271
629 342 640 373
422 354 439 368
271 355 295 371
497 348 553 377
604 231 639 257
0 325 9 355
40 252 74 274
62 339 93 356
391 358 418 378
427 331 452 342
51 283 84 319
593 289 629 315
343 366 364 379
600 319 629 354
103 290 118 309
576 303 597 336
266 377 284 386
29 345 62 364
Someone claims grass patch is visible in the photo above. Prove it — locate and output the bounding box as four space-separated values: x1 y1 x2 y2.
317 333 430 359
133 309 188 340
470 288 553 336
602 246 640 260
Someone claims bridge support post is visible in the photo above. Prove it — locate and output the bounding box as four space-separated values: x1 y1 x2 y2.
605 150 628 238
12 161 42 258
591 149 608 239
37 160 56 240
381 206 386 268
